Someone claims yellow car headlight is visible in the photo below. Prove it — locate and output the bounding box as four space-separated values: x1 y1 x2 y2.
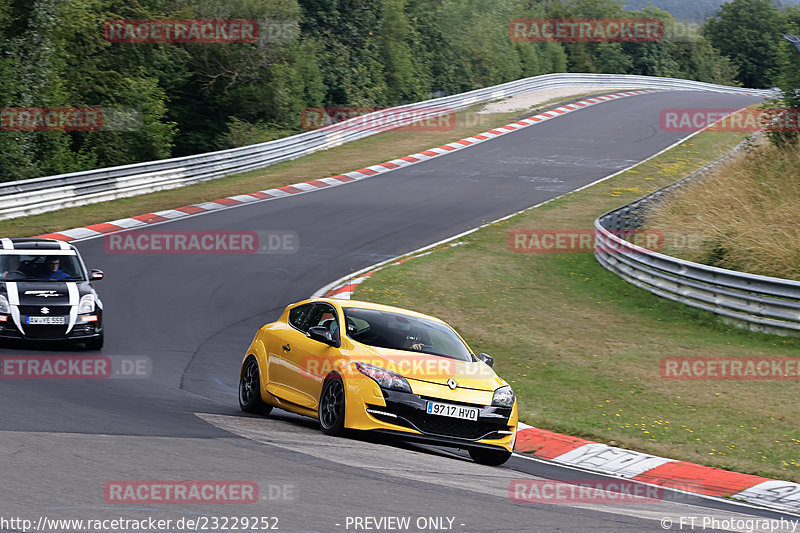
492 385 515 407
355 362 412 393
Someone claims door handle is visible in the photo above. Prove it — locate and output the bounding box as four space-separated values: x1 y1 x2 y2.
282 344 291 352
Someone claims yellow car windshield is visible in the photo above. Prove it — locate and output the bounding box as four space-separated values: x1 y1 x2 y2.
342 307 473 361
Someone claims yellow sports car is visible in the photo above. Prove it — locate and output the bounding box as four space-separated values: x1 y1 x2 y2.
238 298 517 465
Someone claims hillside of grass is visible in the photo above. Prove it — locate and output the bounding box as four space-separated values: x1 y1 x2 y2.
646 138 800 280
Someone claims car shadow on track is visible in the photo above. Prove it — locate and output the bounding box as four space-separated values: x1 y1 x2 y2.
227 406 474 463
0 338 96 353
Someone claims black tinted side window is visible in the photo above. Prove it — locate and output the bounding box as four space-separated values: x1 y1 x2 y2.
306 304 340 336
288 304 314 331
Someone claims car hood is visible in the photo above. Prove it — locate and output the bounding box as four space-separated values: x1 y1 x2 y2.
1 280 94 305
355 346 504 391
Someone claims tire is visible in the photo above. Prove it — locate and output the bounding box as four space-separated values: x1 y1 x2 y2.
318 374 346 436
469 447 512 466
84 333 104 351
239 356 272 415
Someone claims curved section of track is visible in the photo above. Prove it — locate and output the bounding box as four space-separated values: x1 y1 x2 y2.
2 90 793 532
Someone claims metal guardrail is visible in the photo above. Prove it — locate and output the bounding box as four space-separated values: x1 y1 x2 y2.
594 139 800 335
0 73 776 221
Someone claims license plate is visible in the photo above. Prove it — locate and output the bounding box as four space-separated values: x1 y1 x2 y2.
26 316 65 325
426 401 479 421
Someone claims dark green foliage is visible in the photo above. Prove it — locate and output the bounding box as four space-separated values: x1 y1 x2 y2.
765 37 800 147
704 0 788 88
0 0 782 180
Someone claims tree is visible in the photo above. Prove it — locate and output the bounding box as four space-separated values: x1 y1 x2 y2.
57 0 178 167
704 0 788 88
297 0 388 105
622 7 679 77
765 36 800 147
0 0 85 181
377 0 426 104
548 0 633 75
670 33 738 85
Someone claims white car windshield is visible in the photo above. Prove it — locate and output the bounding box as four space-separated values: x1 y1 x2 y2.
0 253 84 281
343 307 473 361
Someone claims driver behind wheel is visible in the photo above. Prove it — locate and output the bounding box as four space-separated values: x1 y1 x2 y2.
402 326 426 351
37 256 70 280
404 337 425 351
388 314 426 351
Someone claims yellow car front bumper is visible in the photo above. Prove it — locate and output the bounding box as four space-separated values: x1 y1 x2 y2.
340 366 517 453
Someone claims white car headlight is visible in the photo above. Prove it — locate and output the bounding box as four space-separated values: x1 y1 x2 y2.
355 362 412 393
492 385 515 407
0 295 9 314
78 294 95 314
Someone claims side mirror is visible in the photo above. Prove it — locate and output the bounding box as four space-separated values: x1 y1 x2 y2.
477 353 494 367
308 326 337 347
89 269 104 281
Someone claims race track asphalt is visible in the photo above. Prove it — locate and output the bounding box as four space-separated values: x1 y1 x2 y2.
1 90 791 532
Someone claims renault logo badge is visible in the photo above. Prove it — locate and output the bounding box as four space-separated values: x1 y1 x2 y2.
447 378 458 390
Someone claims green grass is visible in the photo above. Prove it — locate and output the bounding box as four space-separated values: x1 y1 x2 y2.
647 136 800 280
354 129 800 482
1 91 612 238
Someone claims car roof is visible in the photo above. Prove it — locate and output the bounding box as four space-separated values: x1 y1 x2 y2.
0 238 76 251
303 298 447 324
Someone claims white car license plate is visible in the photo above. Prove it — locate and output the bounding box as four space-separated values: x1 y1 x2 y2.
426 401 479 421
26 316 65 325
